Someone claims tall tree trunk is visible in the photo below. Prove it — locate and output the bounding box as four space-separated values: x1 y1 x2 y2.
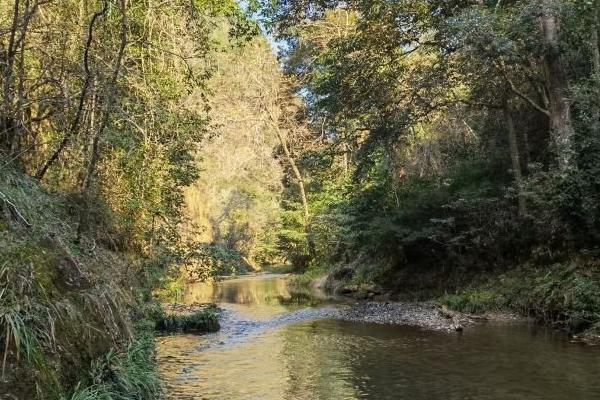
504 107 526 215
342 141 349 177
540 0 574 170
591 1 600 128
272 125 316 262
274 128 310 222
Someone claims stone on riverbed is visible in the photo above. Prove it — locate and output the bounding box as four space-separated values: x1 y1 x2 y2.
334 301 471 332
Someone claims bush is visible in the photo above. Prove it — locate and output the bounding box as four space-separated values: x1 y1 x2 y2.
441 261 600 334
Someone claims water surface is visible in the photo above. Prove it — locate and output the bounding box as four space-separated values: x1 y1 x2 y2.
156 274 600 400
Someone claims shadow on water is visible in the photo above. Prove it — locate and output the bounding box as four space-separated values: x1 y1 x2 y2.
157 274 600 400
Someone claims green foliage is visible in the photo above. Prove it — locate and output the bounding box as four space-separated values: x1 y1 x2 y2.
1 0 254 398
442 261 600 334
263 1 600 336
509 263 600 331
441 289 502 315
151 242 250 301
192 244 251 276
156 275 187 303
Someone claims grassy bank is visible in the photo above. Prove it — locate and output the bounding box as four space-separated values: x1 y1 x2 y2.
439 260 600 337
307 256 600 340
0 165 229 398
0 168 164 399
67 321 161 400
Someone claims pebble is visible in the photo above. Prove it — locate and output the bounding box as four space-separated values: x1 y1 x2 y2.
333 301 469 332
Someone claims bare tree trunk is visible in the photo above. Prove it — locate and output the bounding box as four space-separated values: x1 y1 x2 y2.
504 107 526 215
540 0 574 170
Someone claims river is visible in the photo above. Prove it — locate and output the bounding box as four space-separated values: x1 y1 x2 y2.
156 274 600 400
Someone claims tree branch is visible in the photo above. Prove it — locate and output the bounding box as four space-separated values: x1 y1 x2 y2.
35 0 108 180
497 61 550 117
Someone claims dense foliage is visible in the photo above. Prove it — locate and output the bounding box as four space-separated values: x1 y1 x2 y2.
262 0 600 331
0 0 255 398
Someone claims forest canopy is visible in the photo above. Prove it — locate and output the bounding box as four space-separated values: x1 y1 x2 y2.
254 0 600 305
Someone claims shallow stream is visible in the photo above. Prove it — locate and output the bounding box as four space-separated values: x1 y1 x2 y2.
156 274 600 399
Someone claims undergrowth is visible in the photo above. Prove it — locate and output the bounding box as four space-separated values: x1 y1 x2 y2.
67 321 161 400
440 260 600 335
0 167 157 398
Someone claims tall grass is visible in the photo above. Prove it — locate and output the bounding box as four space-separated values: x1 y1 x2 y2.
67 323 162 400
0 262 59 389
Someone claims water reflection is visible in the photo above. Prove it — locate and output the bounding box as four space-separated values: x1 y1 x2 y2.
184 274 291 317
157 275 600 400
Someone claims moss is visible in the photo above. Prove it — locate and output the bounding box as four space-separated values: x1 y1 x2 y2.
155 305 220 333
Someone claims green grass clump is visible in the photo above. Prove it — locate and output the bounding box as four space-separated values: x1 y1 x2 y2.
67 322 162 400
154 305 220 333
440 289 502 315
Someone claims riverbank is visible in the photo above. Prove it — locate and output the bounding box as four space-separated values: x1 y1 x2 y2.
333 301 500 332
437 262 600 344
279 274 506 332
292 259 600 343
0 167 177 399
